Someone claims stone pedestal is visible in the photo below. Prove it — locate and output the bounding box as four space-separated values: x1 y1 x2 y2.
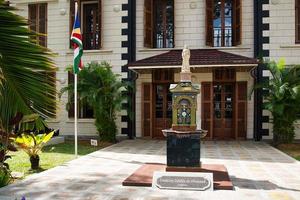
180 72 192 82
162 129 207 169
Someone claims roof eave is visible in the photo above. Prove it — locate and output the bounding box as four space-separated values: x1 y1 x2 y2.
128 63 258 70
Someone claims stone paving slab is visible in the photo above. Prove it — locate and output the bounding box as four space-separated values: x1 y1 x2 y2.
0 140 299 200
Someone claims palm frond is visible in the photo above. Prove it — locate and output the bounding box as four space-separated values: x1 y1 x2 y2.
0 1 57 132
253 59 300 144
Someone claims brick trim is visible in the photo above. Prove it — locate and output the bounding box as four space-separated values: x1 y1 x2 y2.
120 0 136 138
254 0 270 141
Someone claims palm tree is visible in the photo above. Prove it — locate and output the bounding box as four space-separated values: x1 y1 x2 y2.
0 0 57 177
61 62 129 142
0 1 56 131
255 60 300 145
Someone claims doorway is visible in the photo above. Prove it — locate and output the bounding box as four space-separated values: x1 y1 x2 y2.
152 84 172 138
151 69 173 138
213 83 235 139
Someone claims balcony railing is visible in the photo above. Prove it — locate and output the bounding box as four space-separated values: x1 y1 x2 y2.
83 32 100 50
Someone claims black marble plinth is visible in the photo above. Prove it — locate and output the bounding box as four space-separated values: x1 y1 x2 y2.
165 132 201 167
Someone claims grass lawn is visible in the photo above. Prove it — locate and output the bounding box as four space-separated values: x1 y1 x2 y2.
7 140 112 177
277 143 300 161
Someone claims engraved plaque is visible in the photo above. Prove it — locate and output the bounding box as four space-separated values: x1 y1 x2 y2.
152 172 213 191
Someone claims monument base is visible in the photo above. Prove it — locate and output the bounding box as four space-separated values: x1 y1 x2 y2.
162 129 207 168
122 163 233 190
166 132 200 167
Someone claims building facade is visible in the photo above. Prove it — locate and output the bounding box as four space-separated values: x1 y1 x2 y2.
11 0 300 140
11 0 132 137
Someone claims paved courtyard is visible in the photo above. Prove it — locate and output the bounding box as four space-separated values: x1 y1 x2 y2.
0 139 299 200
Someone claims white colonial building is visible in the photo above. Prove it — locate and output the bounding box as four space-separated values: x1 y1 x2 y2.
11 0 300 140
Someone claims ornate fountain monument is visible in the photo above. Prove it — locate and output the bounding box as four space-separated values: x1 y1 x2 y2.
123 46 233 191
162 45 207 171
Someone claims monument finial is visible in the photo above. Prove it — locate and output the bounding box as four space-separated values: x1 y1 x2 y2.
182 45 191 73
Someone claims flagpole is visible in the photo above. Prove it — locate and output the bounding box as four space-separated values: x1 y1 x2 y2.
74 73 78 157
72 1 80 157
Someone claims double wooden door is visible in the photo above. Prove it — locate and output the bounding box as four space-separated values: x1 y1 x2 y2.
213 83 235 139
201 81 247 140
153 84 172 138
142 81 248 140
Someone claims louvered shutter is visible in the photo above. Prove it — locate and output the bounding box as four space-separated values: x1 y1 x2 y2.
233 0 241 46
28 4 37 33
296 0 300 43
235 82 247 139
144 0 153 48
142 83 152 137
201 82 213 139
206 0 213 46
39 4 47 47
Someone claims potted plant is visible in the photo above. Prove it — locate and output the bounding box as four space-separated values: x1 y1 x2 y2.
12 131 54 169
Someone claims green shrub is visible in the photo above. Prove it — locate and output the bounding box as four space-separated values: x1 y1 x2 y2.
254 60 300 145
61 62 130 142
0 166 11 188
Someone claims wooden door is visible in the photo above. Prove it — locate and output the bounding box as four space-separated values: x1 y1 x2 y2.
235 82 247 139
142 83 152 137
213 83 235 139
153 84 172 138
201 82 213 139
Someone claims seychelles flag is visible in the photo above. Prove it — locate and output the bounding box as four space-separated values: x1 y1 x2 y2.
71 2 83 74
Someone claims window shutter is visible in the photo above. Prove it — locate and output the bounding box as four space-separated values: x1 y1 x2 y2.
233 0 241 46
235 82 247 139
45 71 57 117
296 0 300 43
68 71 75 118
201 82 213 139
98 0 102 48
38 4 47 47
69 0 75 48
142 83 152 137
28 4 37 32
144 0 153 48
205 0 213 46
